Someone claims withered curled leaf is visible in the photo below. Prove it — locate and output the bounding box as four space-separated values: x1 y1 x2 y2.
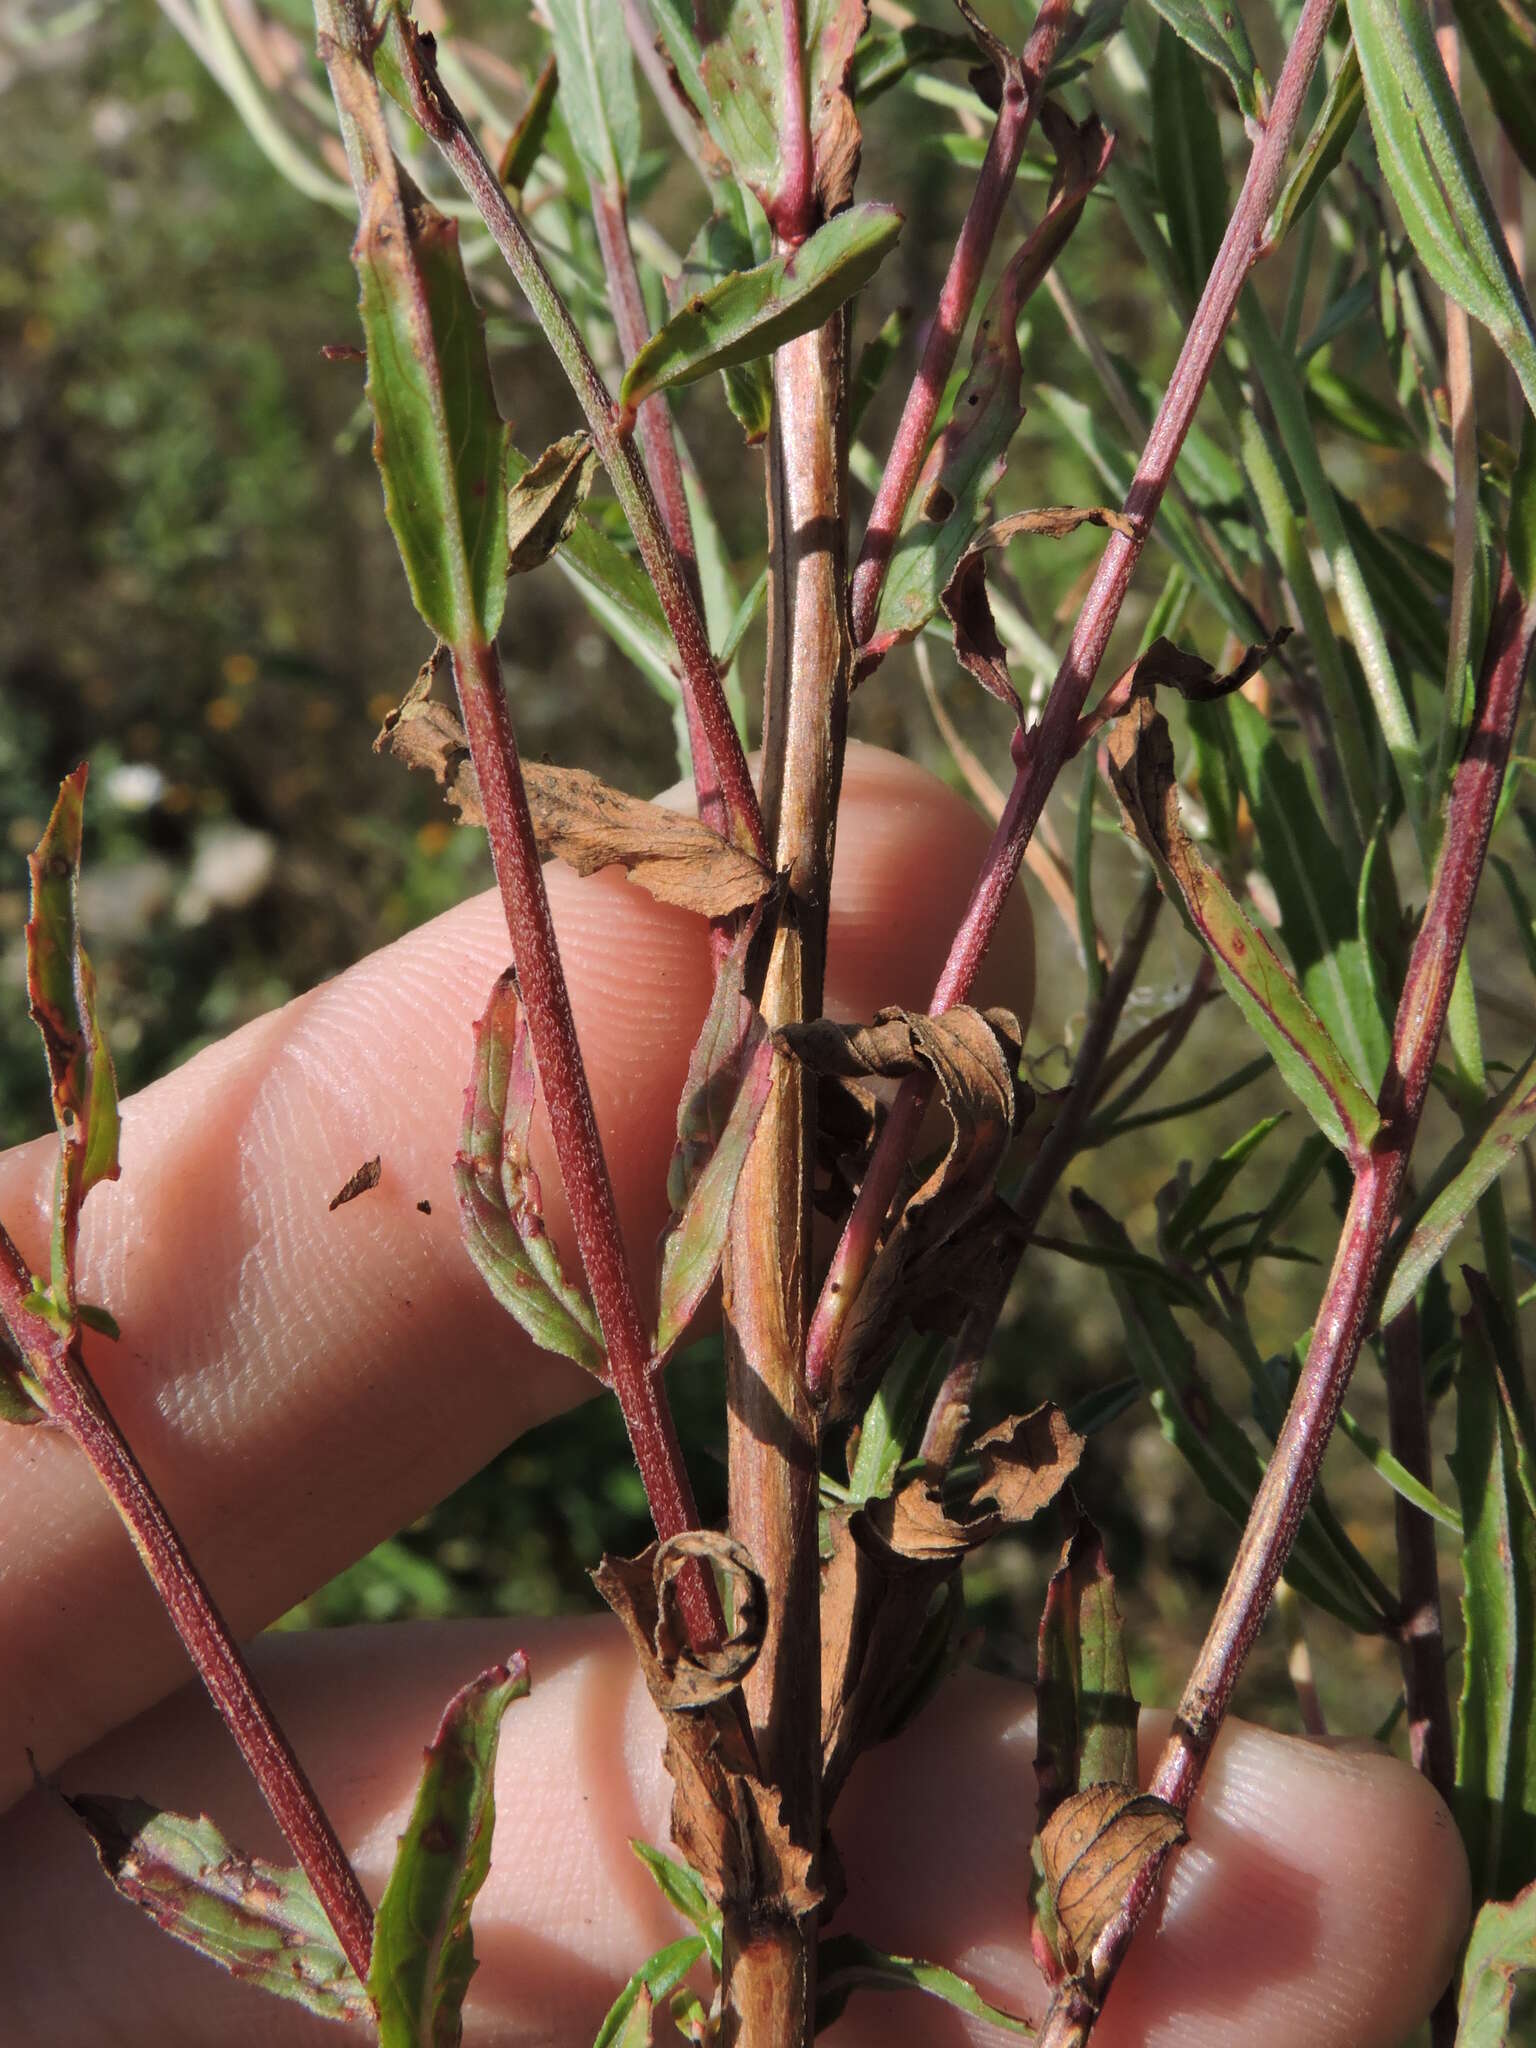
972 1407 1086 1522
373 644 482 821
1077 625 1292 751
1038 1783 1185 1976
781 1005 1029 1413
505 431 599 574
328 1156 382 1211
593 1534 819 1919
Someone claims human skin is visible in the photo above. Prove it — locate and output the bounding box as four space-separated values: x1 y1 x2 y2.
0 743 1467 2042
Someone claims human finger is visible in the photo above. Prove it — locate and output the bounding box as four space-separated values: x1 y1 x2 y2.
0 742 1033 1809
0 1618 1467 2046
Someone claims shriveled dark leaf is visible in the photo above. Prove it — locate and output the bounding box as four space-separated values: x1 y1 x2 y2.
369 1657 529 2047
972 1407 1086 1522
594 1534 819 1918
373 643 483 822
497 53 557 193
1078 627 1291 749
57 1793 371 2023
26 766 121 1313
328 1157 382 1211
521 763 771 916
505 431 599 574
940 547 1023 723
1038 1783 1185 1976
656 924 774 1362
1106 697 1380 1158
781 1005 1028 1413
454 971 606 1374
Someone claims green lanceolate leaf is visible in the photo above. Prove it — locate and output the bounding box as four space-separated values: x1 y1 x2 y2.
1335 1405 1463 1535
1454 1277 1536 1905
1219 693 1392 1092
546 0 640 199
455 971 606 1374
26 766 121 1312
655 923 774 1364
1106 699 1381 1160
629 1841 723 1966
60 1794 370 2023
1150 22 1227 302
370 1656 531 2048
678 201 774 443
1382 1058 1536 1325
1453 0 1536 184
815 1936 1032 2037
340 43 508 648
1347 0 1536 419
1036 1514 1139 1816
1145 0 1264 117
1457 1878 1536 2046
1269 43 1364 248
649 0 865 229
850 22 977 103
1160 1113 1288 1253
498 54 558 195
621 203 901 409
593 1934 706 2048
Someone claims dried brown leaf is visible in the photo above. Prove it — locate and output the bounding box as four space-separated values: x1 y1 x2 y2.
940 548 1023 724
971 1405 1085 1520
506 431 599 574
593 1536 820 1919
521 764 771 917
374 644 484 823
327 1156 381 1211
1076 626 1292 752
1039 1783 1185 1976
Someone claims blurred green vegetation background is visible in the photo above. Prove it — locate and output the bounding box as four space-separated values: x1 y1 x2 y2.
2 0 1530 1751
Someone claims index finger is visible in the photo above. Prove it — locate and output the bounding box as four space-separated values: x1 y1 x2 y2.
0 742 1033 1810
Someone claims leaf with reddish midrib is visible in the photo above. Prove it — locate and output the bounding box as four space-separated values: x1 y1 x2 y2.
59 1793 371 2023
369 1656 531 2048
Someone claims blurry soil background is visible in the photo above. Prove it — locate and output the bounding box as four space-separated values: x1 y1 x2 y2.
4 0 1532 1751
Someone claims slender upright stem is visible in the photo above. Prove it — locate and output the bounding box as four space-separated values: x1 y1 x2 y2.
390 19 768 867
806 0 1340 1402
453 640 723 1652
1039 560 1535 2045
772 0 813 244
849 0 1072 650
720 310 850 2046
0 1229 375 1984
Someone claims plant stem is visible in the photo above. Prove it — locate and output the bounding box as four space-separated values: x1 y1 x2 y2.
806 0 1339 1403
1040 558 1535 2045
849 0 1071 650
720 311 850 2045
452 638 722 1650
0 1227 375 1984
773 0 813 245
389 18 768 867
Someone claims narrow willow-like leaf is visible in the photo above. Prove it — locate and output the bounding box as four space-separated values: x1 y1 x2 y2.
61 1795 370 2023
1106 700 1381 1159
497 53 557 195
679 202 774 443
629 1842 723 1967
1161 1113 1287 1251
1347 0 1536 418
455 972 606 1375
815 1936 1032 2036
622 204 901 408
1335 1406 1463 1534
1220 693 1392 1091
1150 23 1227 302
1382 1063 1536 1326
26 766 120 1314
1145 0 1263 116
593 1934 706 2048
1456 1879 1536 2046
1269 43 1364 247
1454 0 1536 183
546 0 640 199
370 1657 531 2048
845 1331 944 1507
1037 1516 1140 1807
1453 1283 1536 1905
849 23 976 103
1074 1192 1387 1632
655 930 774 1364
342 52 509 648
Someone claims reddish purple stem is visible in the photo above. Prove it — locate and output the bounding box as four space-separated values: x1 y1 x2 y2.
453 639 723 1651
772 0 814 244
848 0 1072 652
805 0 1340 1403
0 1227 376 1985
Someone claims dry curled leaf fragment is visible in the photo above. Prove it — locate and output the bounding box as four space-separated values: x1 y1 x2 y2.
373 643 483 822
1038 1783 1185 1977
1076 625 1292 752
505 430 599 574
971 1406 1085 1521
593 1535 819 1919
328 1156 381 1210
